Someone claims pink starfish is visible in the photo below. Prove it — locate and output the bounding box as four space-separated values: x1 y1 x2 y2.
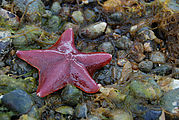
16 28 112 97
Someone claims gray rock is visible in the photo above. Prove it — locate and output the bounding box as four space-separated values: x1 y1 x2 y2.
0 31 11 61
72 10 84 24
144 40 157 52
13 0 45 22
160 88 179 115
51 2 61 14
88 115 101 120
0 8 19 27
55 106 74 115
151 65 172 76
172 67 179 79
75 103 87 118
61 85 82 106
2 89 33 114
98 42 114 54
115 36 133 50
81 22 107 39
48 16 61 32
150 51 166 63
138 61 153 73
110 109 133 120
84 9 96 22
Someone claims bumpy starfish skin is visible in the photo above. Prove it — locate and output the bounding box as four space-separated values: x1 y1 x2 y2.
16 28 112 97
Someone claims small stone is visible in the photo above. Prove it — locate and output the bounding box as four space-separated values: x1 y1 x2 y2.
0 31 11 61
84 9 96 22
47 16 61 32
129 75 163 100
42 10 52 18
0 8 19 27
81 22 107 39
55 106 74 115
98 42 114 54
75 103 87 118
0 61 5 67
61 85 82 106
160 88 179 115
117 58 128 67
110 109 133 120
13 0 45 22
109 12 123 22
88 115 101 120
51 2 61 14
2 89 33 114
72 10 84 24
151 65 172 76
172 67 179 79
150 51 166 64
114 36 133 50
63 22 79 34
138 60 153 73
137 29 157 42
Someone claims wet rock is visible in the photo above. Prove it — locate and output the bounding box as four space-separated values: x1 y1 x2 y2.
81 22 107 39
51 2 61 15
84 9 96 22
138 60 153 73
160 88 179 115
0 75 36 94
144 40 157 52
150 51 166 64
151 65 172 76
0 8 19 27
47 16 61 32
59 6 70 21
13 0 45 22
12 25 42 48
109 12 123 22
61 85 82 106
172 67 179 79
130 42 145 62
125 95 162 119
0 31 11 61
1 89 33 114
0 111 14 120
110 109 133 120
72 10 84 24
88 115 101 120
55 106 74 115
75 103 87 118
27 105 40 119
42 10 52 18
19 114 37 120
0 61 5 67
114 36 133 50
129 75 163 100
137 28 157 42
98 42 114 54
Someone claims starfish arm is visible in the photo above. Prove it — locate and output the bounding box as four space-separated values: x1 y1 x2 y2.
36 59 70 97
74 52 112 75
70 60 99 93
48 28 78 53
16 50 65 70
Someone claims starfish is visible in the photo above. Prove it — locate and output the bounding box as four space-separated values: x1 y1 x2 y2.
16 28 112 97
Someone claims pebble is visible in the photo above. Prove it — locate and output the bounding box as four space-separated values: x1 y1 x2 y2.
62 22 79 34
129 75 163 100
138 60 153 73
160 88 179 115
81 22 107 39
114 36 133 50
61 85 82 106
13 0 45 22
55 106 74 115
110 109 133 120
88 115 101 120
75 103 87 118
84 9 96 22
47 16 61 32
137 29 157 42
98 42 114 54
1 89 33 114
109 12 123 22
72 10 84 24
172 67 179 79
151 65 172 76
0 8 19 27
0 31 11 61
150 51 166 64
51 2 61 15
